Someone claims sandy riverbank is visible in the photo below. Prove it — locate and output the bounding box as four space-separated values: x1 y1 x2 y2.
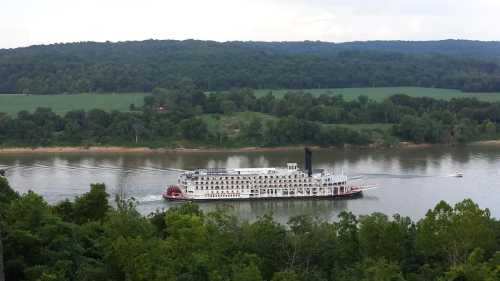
469 140 500 146
0 141 468 154
0 146 324 154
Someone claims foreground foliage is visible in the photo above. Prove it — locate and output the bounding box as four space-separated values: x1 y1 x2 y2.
1 178 499 281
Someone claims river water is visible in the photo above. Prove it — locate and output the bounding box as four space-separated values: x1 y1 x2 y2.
1 146 499 222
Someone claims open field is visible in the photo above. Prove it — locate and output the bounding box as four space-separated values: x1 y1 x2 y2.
0 93 146 115
253 87 500 102
3 87 500 116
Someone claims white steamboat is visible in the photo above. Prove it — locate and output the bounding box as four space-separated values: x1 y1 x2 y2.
162 148 372 201
162 149 369 201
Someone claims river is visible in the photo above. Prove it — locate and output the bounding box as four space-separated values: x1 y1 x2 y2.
1 146 499 223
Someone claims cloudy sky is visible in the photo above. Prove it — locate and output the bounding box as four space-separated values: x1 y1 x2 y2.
1 0 499 48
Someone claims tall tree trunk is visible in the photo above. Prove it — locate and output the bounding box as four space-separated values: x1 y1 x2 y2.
0 229 5 281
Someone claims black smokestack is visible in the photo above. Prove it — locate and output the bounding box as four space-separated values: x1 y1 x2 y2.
305 147 312 177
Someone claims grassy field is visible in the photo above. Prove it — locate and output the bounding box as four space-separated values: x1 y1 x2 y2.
0 93 146 115
3 87 500 116
253 87 500 102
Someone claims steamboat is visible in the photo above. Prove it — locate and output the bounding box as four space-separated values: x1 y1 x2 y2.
162 148 373 201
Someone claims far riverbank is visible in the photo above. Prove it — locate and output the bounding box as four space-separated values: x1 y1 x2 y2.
1 140 499 154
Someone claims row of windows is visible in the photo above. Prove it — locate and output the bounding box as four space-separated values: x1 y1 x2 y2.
201 188 345 198
194 183 317 190
206 193 241 198
197 186 249 190
322 182 346 186
203 186 349 197
198 173 307 181
195 179 313 185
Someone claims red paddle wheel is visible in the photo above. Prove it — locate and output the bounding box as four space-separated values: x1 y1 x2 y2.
162 185 185 200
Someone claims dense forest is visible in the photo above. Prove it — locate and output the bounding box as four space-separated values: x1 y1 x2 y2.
232 40 500 57
1 87 500 147
2 40 500 94
0 177 499 281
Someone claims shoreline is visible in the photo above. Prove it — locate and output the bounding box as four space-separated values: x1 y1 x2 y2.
0 146 314 154
1 141 497 154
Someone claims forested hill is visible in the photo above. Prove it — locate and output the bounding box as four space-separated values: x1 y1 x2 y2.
1 39 500 94
230 39 500 57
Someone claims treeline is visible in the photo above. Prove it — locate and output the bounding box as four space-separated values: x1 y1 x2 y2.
0 104 372 148
0 178 499 281
233 39 500 57
1 88 500 147
2 40 500 94
145 87 500 145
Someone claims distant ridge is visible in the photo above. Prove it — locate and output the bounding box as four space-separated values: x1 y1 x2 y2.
226 39 500 57
1 39 500 94
4 39 500 57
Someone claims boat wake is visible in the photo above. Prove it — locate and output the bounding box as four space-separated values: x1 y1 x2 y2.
360 173 433 179
134 194 163 203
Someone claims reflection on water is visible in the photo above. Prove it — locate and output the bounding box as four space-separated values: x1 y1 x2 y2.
1 145 500 221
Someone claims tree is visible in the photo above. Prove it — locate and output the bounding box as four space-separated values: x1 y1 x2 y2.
335 212 360 269
358 213 413 262
453 119 477 143
72 183 110 224
360 259 406 281
241 214 288 280
0 177 16 281
232 262 263 281
179 117 208 140
241 117 263 143
438 248 499 281
221 100 237 115
271 270 299 281
0 223 4 281
0 177 18 211
416 200 496 266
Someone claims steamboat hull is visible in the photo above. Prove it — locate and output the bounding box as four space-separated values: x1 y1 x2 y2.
162 188 363 202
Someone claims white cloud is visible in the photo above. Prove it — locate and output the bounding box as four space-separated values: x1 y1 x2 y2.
0 0 499 48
